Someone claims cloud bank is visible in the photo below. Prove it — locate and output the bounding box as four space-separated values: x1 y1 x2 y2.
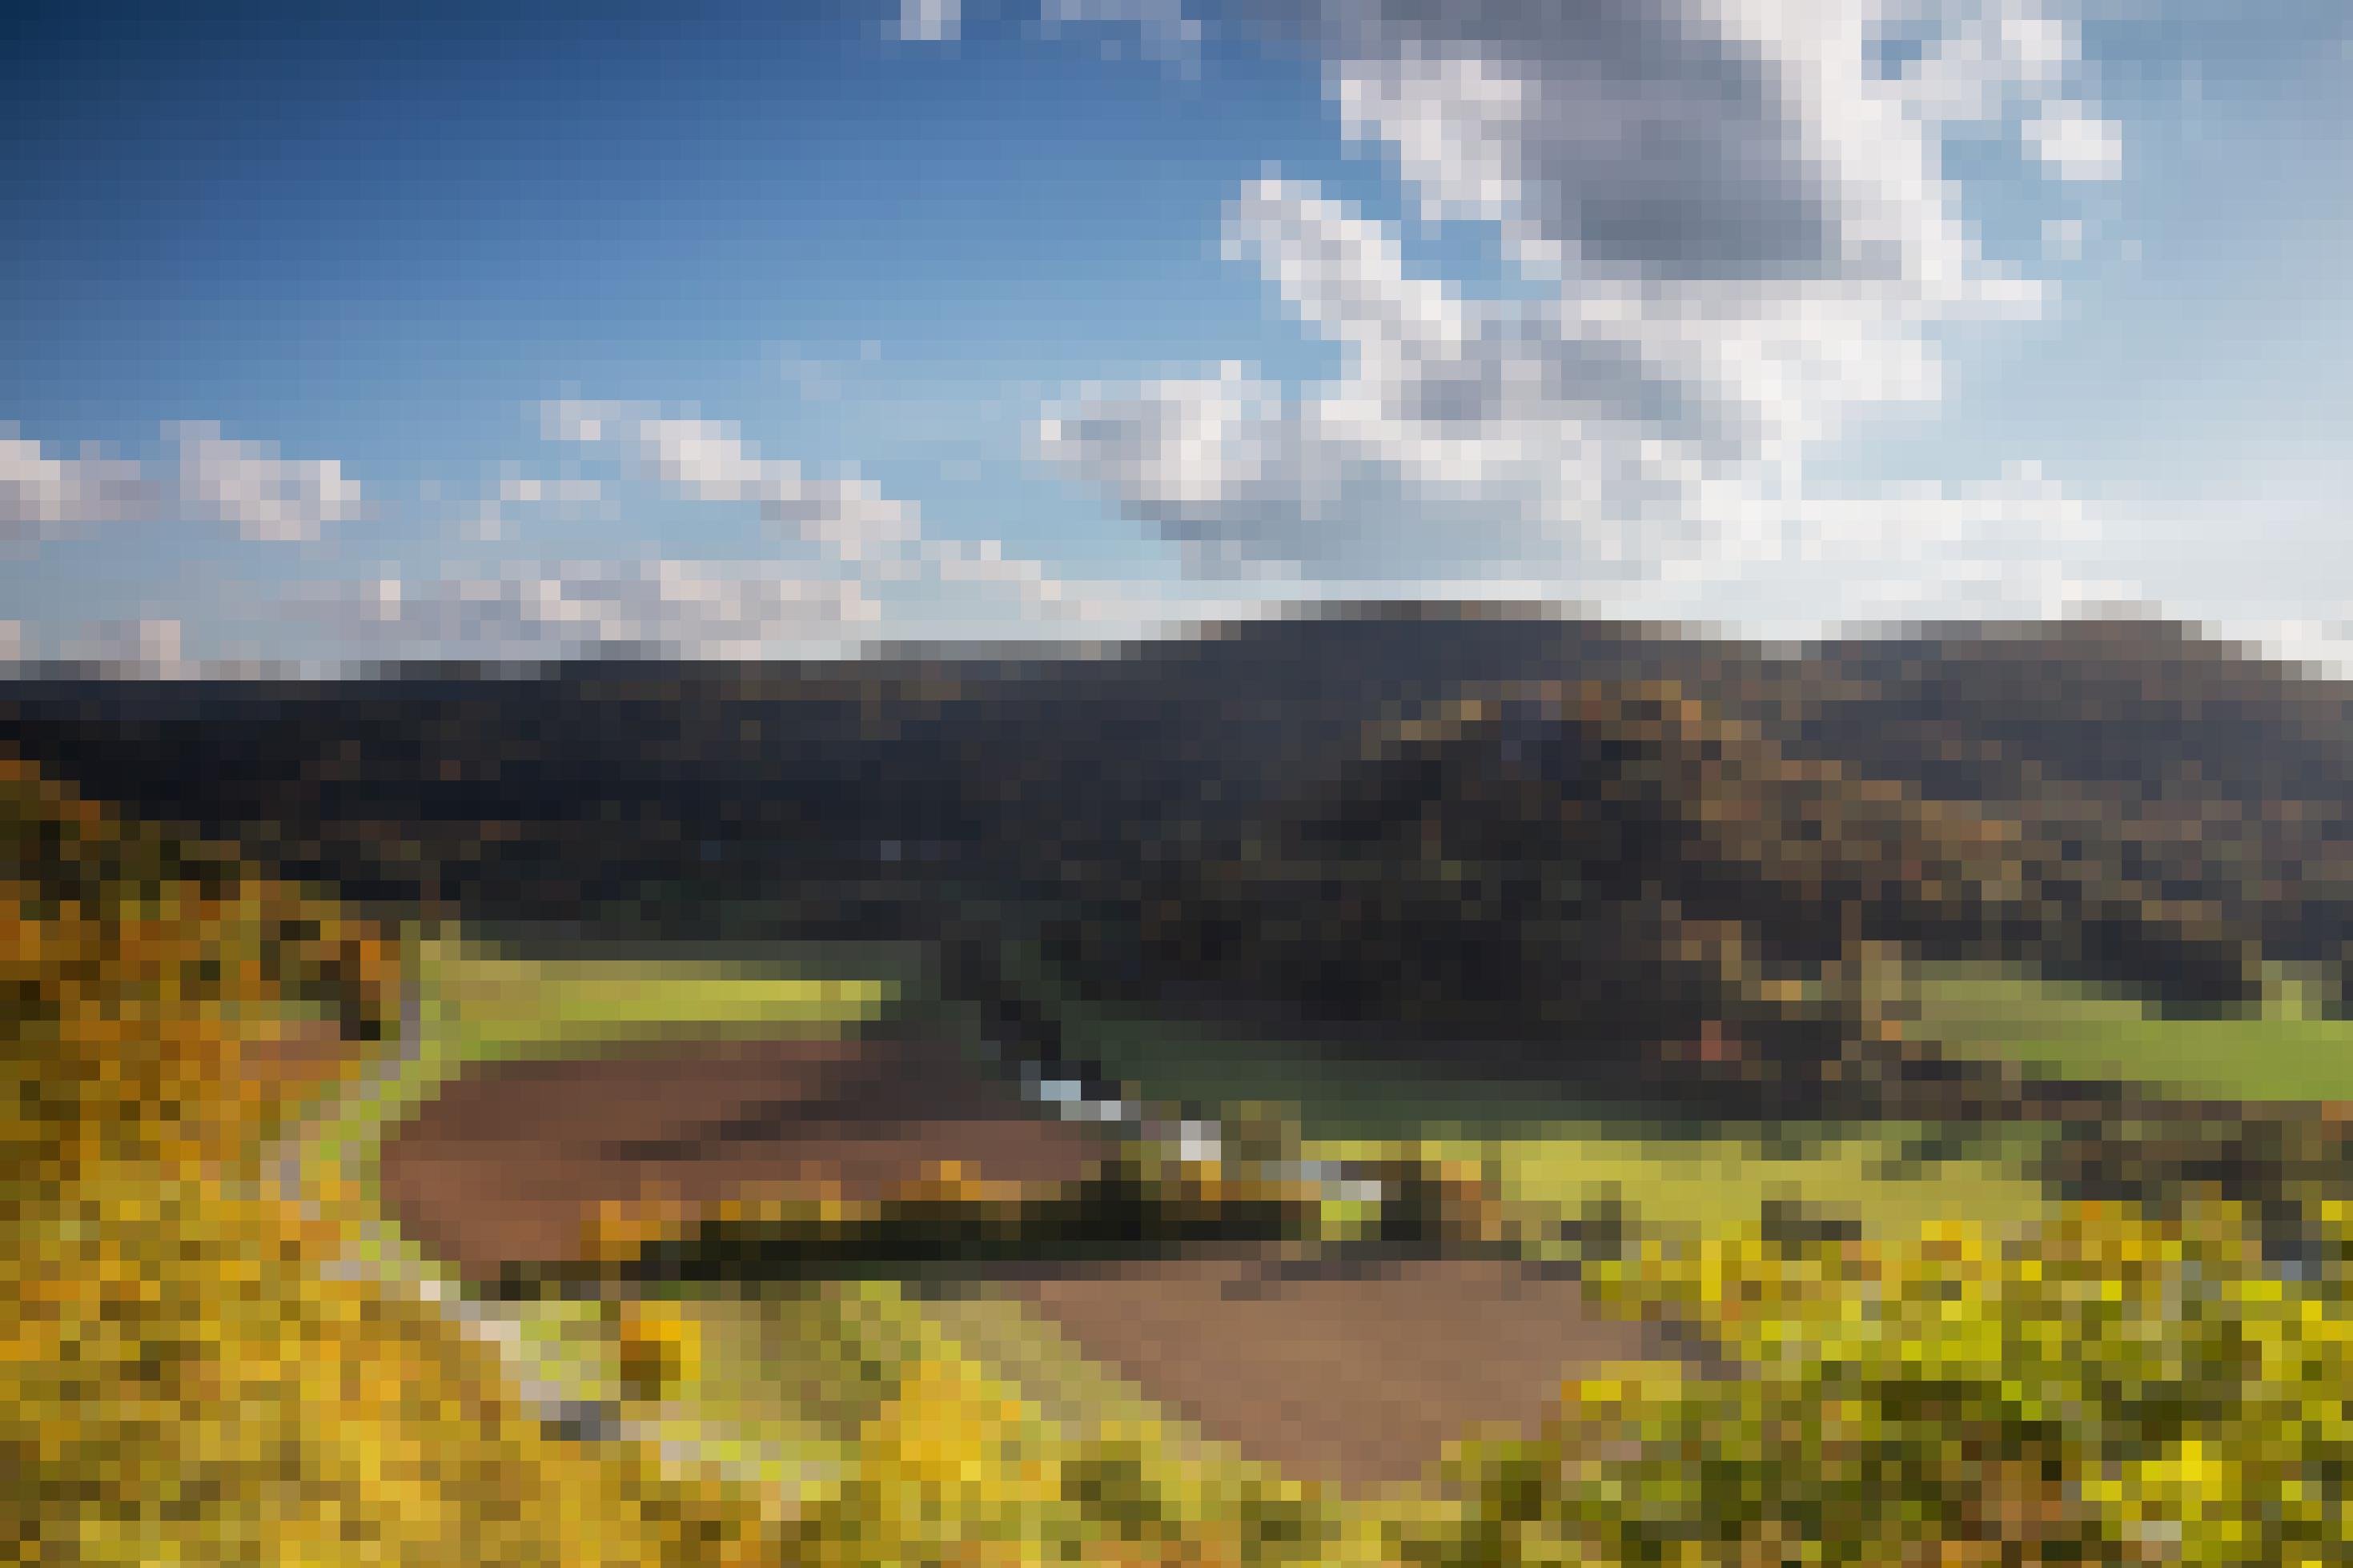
289 399 1143 663
327 561 880 664
1029 0 2130 621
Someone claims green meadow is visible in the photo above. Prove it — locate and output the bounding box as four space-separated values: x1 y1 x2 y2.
309 932 2312 1542
1905 960 2353 1102
300 932 897 1173
1048 972 2055 1245
287 931 1280 1521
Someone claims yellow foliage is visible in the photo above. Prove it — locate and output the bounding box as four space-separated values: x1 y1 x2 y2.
3 759 786 1566
4 756 398 1184
619 1299 705 1406
8 1180 784 1566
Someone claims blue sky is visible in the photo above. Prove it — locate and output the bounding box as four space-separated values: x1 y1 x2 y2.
2 0 2347 668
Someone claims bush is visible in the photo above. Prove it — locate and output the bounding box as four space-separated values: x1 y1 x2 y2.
1439 1201 2353 1566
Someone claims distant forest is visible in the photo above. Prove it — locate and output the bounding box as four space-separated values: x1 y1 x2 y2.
15 604 2353 1129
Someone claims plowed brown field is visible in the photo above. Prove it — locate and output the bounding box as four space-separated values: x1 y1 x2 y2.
378 1037 1113 1279
379 1035 1697 1488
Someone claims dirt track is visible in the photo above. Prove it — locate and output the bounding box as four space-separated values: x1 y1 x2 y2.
377 1037 1114 1281
239 1019 363 1101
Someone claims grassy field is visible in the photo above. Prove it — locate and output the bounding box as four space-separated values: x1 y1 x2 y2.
291 932 2079 1526
282 931 1298 1529
1905 960 2353 1102
1046 974 2055 1244
272 932 908 1496
1076 1008 1595 1138
1301 1126 2054 1246
301 931 897 1173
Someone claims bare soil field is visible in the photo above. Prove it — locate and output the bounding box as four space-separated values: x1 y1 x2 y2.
378 1036 1115 1281
380 1033 1700 1490
1010 1256 1672 1490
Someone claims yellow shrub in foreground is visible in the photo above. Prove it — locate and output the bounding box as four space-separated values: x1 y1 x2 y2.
7 1180 784 1567
4 760 785 1566
1434 1201 2353 1566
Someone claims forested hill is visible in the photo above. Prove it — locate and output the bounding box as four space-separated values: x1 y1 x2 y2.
0 608 1713 938
8 606 2353 981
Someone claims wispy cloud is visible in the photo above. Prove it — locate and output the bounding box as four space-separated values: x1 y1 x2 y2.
765 338 883 403
899 0 1207 67
0 429 154 539
894 0 960 44
0 420 363 543
496 475 604 507
1619 461 2139 635
1038 0 1202 64
455 471 608 543
167 421 365 542
540 398 1126 627
312 560 879 664
243 400 1170 668
57 617 190 677
541 401 922 566
2022 100 2126 181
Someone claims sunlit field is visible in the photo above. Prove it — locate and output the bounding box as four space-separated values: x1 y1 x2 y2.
1908 960 2353 1103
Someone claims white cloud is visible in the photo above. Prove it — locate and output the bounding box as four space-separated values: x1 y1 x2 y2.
167 421 364 542
1033 0 2122 620
497 475 604 506
457 472 607 543
2042 216 2087 261
323 559 880 662
1038 0 1203 65
543 401 922 565
62 617 188 676
0 431 151 537
2232 618 2353 684
2022 100 2125 180
541 398 1128 628
308 547 1174 666
1616 461 2141 636
896 0 960 43
3 419 362 544
79 397 1160 672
